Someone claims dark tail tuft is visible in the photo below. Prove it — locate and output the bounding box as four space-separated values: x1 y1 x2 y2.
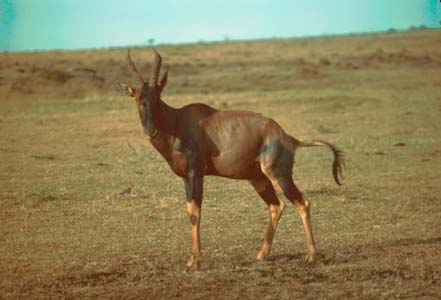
295 139 345 185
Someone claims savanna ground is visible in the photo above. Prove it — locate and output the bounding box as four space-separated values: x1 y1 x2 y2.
1 29 441 299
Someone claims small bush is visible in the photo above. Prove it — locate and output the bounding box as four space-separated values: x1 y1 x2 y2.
319 58 331 66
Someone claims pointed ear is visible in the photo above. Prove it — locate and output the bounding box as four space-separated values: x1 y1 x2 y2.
118 83 136 97
158 70 168 93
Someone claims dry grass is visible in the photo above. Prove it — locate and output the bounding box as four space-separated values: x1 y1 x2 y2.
1 29 441 299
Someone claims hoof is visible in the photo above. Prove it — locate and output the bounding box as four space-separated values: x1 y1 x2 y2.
186 255 202 270
304 252 316 264
256 249 271 261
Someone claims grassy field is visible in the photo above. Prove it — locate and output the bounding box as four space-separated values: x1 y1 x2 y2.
1 29 441 299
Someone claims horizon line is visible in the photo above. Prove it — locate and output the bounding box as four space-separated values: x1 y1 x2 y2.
2 25 438 54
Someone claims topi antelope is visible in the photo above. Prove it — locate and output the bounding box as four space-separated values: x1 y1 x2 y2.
119 49 344 269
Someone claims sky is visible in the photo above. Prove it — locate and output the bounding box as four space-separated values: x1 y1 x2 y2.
0 0 440 52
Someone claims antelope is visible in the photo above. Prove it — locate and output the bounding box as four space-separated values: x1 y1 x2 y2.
119 49 344 269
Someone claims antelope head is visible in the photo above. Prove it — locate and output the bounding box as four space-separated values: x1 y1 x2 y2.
119 49 168 138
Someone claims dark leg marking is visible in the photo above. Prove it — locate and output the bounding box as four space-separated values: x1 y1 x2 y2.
189 214 197 226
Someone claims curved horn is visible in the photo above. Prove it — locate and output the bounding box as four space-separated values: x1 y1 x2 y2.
149 49 162 87
127 49 144 84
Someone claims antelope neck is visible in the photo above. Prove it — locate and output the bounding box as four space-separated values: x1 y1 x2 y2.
147 98 178 141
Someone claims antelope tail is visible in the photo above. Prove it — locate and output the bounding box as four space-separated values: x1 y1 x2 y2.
290 138 345 185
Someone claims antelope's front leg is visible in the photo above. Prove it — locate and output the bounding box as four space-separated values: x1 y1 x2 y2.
184 171 204 269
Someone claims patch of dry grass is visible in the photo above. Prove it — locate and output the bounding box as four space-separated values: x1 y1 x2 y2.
1 29 441 299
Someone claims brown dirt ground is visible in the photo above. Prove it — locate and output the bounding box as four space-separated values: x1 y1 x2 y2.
1 29 441 299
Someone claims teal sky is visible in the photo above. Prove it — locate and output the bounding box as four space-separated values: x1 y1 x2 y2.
1 0 440 52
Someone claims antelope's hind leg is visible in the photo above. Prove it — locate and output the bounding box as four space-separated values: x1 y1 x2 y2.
249 176 286 260
259 142 316 263
276 177 317 263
